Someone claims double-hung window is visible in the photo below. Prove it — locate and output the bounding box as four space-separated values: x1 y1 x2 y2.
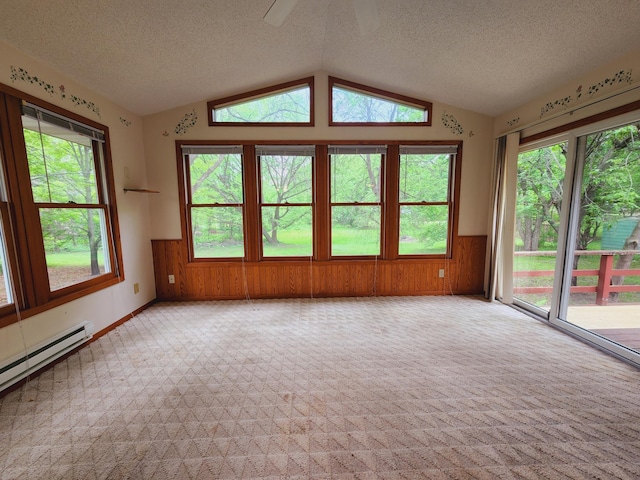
398 145 456 255
0 89 123 326
329 145 386 256
182 145 245 259
21 104 116 292
257 145 314 258
177 141 460 265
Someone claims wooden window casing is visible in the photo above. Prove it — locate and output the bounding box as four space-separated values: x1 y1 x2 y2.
0 84 124 328
397 146 457 258
328 146 386 259
182 145 245 260
207 77 315 127
329 77 432 127
177 141 461 268
257 146 315 260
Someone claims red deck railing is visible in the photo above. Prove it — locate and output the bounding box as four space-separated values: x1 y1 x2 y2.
514 250 640 306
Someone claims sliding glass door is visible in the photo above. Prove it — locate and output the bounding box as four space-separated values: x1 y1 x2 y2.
559 122 640 355
513 141 567 317
512 113 640 364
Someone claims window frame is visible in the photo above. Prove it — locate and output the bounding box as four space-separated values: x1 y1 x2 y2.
397 146 457 258
176 140 461 266
182 145 246 261
329 77 432 127
207 77 315 127
328 145 386 259
0 83 124 328
256 146 315 260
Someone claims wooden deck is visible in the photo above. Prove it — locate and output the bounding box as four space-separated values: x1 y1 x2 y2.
567 305 640 350
589 328 640 349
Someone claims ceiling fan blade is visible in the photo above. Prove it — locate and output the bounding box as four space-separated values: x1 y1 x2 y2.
352 0 380 35
263 0 300 27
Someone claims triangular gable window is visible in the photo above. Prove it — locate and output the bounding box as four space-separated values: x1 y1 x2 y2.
208 77 314 126
329 77 431 126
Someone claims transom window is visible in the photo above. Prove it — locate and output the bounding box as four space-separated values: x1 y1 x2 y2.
329 77 431 126
207 77 314 126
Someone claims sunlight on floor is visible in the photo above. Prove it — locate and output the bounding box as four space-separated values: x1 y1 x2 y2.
567 305 640 329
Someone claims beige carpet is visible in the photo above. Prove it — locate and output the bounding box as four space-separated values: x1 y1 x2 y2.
1 296 640 479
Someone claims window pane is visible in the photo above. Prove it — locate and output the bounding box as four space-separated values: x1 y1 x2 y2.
331 206 381 256
189 153 243 205
22 116 99 204
331 153 381 202
262 206 312 257
191 207 244 258
399 154 450 202
399 205 449 255
214 86 310 123
567 124 640 309
40 208 110 291
260 155 312 204
513 143 566 310
332 86 425 123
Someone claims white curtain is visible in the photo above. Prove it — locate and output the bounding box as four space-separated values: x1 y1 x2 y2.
485 132 520 302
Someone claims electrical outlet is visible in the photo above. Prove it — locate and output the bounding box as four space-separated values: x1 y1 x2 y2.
438 269 445 278
168 274 175 284
133 282 140 294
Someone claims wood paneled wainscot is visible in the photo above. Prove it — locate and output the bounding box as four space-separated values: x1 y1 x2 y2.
152 236 486 300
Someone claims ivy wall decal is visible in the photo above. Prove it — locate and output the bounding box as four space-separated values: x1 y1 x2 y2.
539 95 573 118
507 117 520 127
174 109 198 135
441 112 464 135
540 69 633 118
580 69 633 99
69 95 101 118
9 66 102 118
9 66 56 95
119 117 132 127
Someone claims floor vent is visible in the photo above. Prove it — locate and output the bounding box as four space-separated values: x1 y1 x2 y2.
0 322 93 393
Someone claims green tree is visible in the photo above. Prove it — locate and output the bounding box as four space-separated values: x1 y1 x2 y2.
260 155 311 244
216 89 310 123
24 128 103 275
332 87 424 123
515 144 565 251
516 124 640 295
189 153 243 248
399 154 450 249
577 124 640 251
516 124 640 253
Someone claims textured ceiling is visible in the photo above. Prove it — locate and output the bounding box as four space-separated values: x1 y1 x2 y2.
1 0 639 117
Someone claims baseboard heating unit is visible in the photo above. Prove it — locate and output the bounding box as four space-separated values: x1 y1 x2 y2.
0 321 93 393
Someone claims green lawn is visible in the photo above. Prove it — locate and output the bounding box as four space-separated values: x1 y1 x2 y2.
196 227 443 258
44 248 105 267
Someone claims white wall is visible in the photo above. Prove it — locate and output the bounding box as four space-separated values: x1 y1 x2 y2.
494 50 640 139
0 41 156 362
142 71 495 239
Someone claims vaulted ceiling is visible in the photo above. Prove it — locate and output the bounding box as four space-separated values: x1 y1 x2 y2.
2 0 639 117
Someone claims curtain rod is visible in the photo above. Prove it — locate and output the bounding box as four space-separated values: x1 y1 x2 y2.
498 83 640 138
